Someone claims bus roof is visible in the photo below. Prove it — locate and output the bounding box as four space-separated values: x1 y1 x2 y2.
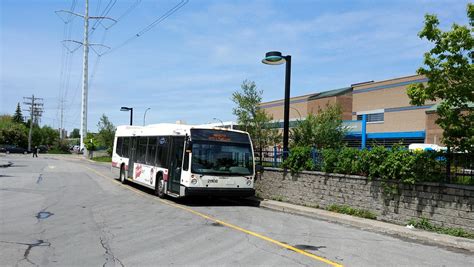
115 123 248 137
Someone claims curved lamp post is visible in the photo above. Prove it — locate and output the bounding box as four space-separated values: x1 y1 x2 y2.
213 117 224 126
143 108 151 126
262 51 291 160
120 106 133 125
290 107 302 121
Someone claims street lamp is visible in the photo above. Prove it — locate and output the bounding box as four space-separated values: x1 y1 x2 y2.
143 107 151 126
213 117 224 126
290 107 302 121
120 106 133 125
262 51 291 160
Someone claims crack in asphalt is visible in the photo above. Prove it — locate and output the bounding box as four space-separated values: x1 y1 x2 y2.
36 174 43 184
1 239 51 266
91 206 125 267
99 236 125 267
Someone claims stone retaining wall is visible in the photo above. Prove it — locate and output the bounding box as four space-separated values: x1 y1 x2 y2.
255 168 474 231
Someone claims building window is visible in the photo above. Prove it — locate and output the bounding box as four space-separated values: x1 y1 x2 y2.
357 113 384 123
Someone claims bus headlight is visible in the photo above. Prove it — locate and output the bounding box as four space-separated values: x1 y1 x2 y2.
246 180 252 186
191 179 197 185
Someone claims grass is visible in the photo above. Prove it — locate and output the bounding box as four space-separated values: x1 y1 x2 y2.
326 204 377 220
91 156 112 162
408 217 474 239
270 195 285 202
47 149 70 154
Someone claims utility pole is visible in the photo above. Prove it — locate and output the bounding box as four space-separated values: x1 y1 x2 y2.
80 0 89 151
23 95 44 151
59 98 66 139
56 0 115 153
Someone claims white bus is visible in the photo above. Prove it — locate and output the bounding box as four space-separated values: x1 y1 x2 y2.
111 123 256 198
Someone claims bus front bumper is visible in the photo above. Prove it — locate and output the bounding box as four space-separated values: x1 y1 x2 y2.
185 187 255 197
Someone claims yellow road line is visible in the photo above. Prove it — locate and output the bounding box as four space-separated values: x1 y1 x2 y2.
82 165 343 267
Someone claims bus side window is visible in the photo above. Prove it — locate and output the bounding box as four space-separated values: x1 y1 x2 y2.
116 137 123 156
122 137 129 158
147 137 157 165
137 137 148 164
156 136 168 167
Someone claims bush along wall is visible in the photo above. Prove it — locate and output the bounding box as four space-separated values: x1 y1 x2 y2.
283 145 457 193
258 145 474 234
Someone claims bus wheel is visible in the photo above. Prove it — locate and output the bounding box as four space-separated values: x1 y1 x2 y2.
120 166 127 184
155 174 165 198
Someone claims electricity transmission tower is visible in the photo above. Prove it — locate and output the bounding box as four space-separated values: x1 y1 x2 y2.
23 95 44 151
56 0 115 151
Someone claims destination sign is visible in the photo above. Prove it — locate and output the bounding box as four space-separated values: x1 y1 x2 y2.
191 129 250 144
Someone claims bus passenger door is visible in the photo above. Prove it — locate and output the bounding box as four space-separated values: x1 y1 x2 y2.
127 137 137 179
168 137 185 194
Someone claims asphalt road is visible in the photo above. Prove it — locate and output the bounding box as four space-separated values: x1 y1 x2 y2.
0 154 473 267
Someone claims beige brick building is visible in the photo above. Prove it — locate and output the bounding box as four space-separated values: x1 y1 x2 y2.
259 74 442 147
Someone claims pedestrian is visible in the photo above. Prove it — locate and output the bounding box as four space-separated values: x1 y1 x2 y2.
33 146 38 158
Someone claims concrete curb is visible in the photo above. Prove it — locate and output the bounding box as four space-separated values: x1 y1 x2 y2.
260 199 474 253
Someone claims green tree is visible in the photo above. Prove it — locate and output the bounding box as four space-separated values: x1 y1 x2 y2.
407 3 474 152
96 114 116 155
30 125 59 147
290 104 347 149
232 80 281 161
232 80 262 132
84 132 99 152
0 115 28 147
69 128 80 138
12 103 24 124
41 126 59 146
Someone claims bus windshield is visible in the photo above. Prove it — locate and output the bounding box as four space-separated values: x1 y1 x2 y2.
191 141 253 176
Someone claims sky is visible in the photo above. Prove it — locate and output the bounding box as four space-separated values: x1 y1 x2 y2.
0 0 471 133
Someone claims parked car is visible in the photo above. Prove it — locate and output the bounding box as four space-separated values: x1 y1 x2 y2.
71 145 81 153
408 143 447 152
38 145 48 153
1 145 29 154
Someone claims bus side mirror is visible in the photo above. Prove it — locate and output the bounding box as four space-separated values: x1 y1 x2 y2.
185 141 192 153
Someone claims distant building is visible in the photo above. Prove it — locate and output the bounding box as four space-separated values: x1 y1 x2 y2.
58 128 68 139
258 74 442 147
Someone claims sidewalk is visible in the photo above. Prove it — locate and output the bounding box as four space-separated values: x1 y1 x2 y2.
259 199 474 253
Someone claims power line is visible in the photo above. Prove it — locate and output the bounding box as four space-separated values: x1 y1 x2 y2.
105 0 188 55
116 0 141 22
62 0 142 128
89 0 117 37
56 0 116 151
56 0 78 132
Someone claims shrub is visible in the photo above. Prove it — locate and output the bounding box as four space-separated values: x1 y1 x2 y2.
408 217 474 239
365 146 389 179
327 204 377 220
288 145 450 186
48 140 70 154
282 146 314 174
333 147 356 174
320 148 338 173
